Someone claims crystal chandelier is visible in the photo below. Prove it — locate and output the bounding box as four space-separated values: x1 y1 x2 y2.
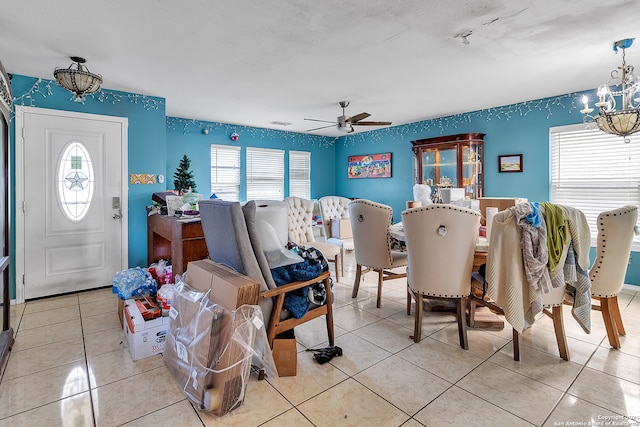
581 39 640 143
53 56 102 102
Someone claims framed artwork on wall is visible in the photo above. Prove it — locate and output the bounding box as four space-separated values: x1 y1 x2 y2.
348 152 392 179
498 154 523 173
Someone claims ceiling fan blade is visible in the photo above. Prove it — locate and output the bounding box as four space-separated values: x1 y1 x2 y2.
351 121 392 126
304 118 335 124
348 125 355 133
347 112 371 123
306 124 335 132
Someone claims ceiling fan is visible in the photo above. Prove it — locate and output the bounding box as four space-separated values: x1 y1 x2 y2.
305 101 392 133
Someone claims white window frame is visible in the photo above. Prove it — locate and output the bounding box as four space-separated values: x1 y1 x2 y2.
210 144 240 201
246 147 284 200
289 150 311 199
550 123 640 250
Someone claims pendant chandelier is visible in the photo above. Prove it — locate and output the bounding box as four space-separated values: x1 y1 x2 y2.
581 39 640 143
53 56 102 102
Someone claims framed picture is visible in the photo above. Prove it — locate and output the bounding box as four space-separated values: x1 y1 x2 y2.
498 154 523 173
348 152 392 179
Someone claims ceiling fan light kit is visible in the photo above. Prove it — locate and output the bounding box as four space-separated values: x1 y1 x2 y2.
53 56 103 102
581 38 640 143
305 101 392 134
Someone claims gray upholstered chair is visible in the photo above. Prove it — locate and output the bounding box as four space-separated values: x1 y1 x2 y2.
348 199 407 308
590 205 638 349
319 196 355 278
198 199 334 351
285 196 342 282
402 204 480 348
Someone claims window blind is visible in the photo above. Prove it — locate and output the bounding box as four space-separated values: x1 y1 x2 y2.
246 147 284 200
210 144 240 201
550 123 640 250
289 150 311 199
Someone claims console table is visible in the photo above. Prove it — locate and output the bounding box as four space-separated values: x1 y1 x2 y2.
147 214 209 279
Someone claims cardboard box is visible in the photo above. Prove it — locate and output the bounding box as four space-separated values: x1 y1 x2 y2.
440 188 465 203
330 218 353 239
123 299 170 361
185 259 260 308
272 330 297 377
478 197 527 224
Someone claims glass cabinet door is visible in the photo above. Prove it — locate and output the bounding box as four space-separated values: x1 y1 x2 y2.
412 133 485 199
421 146 458 187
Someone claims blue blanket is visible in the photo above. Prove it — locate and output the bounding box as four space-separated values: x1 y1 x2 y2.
271 245 328 318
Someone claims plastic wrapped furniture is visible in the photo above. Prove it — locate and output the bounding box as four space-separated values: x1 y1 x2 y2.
348 199 407 308
286 196 342 282
163 280 276 415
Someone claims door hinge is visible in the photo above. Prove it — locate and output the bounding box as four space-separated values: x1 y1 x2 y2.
22 274 25 285
22 200 26 213
21 127 25 139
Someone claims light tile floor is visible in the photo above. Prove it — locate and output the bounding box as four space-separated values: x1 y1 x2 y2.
1 252 640 426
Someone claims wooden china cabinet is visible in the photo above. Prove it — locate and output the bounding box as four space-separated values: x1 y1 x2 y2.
411 133 485 199
0 60 13 372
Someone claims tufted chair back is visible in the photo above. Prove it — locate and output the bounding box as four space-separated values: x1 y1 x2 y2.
319 196 350 236
590 205 638 297
285 196 315 244
348 199 394 269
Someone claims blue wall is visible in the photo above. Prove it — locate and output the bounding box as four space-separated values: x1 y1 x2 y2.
8 74 639 295
165 118 335 201
9 75 167 297
334 91 640 286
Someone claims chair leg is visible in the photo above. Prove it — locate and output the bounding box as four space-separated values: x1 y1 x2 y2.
601 296 622 349
407 287 412 315
325 278 335 347
352 264 362 298
341 247 345 277
334 253 341 283
457 296 469 350
468 297 476 328
513 328 520 361
551 305 569 361
376 269 384 308
611 295 626 336
413 292 423 343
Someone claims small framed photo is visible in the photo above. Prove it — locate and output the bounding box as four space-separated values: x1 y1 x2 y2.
498 154 523 173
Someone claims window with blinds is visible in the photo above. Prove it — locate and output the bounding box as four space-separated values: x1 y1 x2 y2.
289 150 311 199
210 144 240 201
550 123 640 249
246 147 284 200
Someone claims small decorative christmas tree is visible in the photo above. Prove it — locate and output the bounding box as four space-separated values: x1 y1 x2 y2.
173 154 197 194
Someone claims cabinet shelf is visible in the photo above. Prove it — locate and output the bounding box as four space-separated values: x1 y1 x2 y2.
412 133 485 199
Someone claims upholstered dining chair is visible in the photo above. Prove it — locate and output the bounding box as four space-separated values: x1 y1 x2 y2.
470 204 592 361
590 205 638 349
285 196 342 282
319 196 355 277
198 199 335 353
402 204 480 348
349 199 408 308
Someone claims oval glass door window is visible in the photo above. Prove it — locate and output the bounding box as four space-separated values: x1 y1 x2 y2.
57 141 95 221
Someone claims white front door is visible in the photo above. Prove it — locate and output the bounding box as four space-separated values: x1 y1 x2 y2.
16 107 128 300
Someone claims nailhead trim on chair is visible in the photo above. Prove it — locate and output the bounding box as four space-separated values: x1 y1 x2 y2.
350 199 395 266
405 204 480 299
591 206 637 297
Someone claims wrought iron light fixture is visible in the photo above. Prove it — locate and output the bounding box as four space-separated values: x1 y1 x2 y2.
581 39 640 143
53 56 102 102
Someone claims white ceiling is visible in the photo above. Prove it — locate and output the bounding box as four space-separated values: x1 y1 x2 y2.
1 0 640 137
